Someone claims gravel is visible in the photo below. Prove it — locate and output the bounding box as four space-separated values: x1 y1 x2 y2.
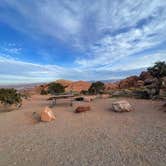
0 96 166 166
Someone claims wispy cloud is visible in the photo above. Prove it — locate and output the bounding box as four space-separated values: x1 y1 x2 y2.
0 0 166 83
0 55 161 85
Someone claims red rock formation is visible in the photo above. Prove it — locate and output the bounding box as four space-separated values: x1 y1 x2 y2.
136 80 144 87
55 79 73 87
119 76 139 89
139 71 153 81
66 81 91 92
105 83 119 90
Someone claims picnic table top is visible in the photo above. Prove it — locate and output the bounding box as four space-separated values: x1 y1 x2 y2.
48 94 75 100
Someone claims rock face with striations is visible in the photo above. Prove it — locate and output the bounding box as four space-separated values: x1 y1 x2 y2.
41 107 56 122
111 100 133 112
119 76 139 89
105 83 119 90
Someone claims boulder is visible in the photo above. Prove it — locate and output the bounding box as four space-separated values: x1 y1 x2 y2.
41 107 56 122
75 106 91 113
111 100 133 112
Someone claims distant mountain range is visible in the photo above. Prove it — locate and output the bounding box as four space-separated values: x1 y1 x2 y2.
0 79 120 90
89 79 121 83
0 83 43 90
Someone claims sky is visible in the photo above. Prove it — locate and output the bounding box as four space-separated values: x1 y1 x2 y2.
0 0 166 85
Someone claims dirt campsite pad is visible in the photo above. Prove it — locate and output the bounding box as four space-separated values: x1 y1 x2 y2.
0 95 166 166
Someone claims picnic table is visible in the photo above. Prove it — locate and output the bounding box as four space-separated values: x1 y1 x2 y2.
48 94 75 107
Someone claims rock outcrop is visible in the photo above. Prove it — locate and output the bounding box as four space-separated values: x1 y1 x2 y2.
55 79 73 87
119 76 139 89
136 80 144 87
111 100 133 112
105 83 119 90
66 81 91 92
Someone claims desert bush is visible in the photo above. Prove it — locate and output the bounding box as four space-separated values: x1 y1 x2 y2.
0 88 22 106
88 81 105 94
133 89 150 99
81 90 89 95
40 89 48 95
72 91 80 96
110 89 133 97
48 82 65 95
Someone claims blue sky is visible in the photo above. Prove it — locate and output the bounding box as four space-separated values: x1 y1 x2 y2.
0 0 166 84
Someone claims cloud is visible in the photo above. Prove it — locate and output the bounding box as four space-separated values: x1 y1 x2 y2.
97 52 166 71
0 56 155 85
0 42 22 58
0 0 166 83
1 0 165 50
76 4 166 67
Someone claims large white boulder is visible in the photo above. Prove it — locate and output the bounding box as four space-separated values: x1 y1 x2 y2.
111 100 133 112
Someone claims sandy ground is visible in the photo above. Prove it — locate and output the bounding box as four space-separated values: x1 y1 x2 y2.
0 95 166 166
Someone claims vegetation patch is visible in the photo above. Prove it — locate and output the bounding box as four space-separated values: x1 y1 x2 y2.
0 88 22 108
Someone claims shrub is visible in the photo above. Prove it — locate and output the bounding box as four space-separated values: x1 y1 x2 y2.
88 81 105 94
0 88 22 106
148 61 166 78
48 83 65 95
40 89 48 95
80 90 89 95
133 89 150 99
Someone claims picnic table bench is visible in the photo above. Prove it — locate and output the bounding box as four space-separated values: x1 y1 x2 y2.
48 94 75 107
